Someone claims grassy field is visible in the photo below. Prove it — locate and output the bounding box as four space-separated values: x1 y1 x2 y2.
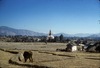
0 41 100 68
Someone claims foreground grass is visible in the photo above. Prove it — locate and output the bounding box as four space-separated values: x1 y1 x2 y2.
0 42 100 68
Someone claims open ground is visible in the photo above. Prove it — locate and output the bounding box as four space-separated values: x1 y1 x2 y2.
0 41 100 68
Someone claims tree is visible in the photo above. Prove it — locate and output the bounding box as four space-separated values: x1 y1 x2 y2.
59 34 63 42
54 36 59 42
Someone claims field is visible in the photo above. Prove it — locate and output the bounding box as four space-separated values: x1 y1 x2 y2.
0 41 100 68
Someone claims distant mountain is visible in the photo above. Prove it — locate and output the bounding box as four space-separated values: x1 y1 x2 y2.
54 33 72 37
73 33 92 37
0 26 99 37
88 33 100 37
54 33 92 37
0 26 46 36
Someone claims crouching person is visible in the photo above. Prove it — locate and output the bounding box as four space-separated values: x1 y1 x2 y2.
23 51 33 62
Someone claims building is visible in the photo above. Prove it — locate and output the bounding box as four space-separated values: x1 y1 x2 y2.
47 30 54 41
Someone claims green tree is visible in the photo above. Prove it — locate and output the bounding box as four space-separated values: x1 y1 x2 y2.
54 36 59 42
59 34 63 42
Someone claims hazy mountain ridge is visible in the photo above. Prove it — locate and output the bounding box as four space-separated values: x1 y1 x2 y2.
54 33 73 37
73 33 93 37
0 26 46 36
0 26 99 37
88 33 100 38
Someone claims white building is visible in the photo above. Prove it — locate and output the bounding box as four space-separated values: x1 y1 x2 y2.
47 30 54 40
66 41 77 52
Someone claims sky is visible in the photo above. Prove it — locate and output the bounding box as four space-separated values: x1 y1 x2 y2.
0 0 100 34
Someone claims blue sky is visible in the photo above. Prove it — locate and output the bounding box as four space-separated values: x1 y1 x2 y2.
0 0 100 34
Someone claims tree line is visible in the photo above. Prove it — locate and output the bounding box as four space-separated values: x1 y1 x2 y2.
0 34 66 42
0 34 99 43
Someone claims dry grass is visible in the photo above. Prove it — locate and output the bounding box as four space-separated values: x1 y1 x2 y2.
0 41 100 68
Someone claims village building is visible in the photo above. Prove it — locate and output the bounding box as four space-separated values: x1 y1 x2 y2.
46 30 54 41
66 41 77 52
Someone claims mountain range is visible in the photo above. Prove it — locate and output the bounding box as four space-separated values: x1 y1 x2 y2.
0 26 99 37
0 26 46 36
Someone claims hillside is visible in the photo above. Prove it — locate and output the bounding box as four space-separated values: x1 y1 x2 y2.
0 26 46 36
0 26 99 37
